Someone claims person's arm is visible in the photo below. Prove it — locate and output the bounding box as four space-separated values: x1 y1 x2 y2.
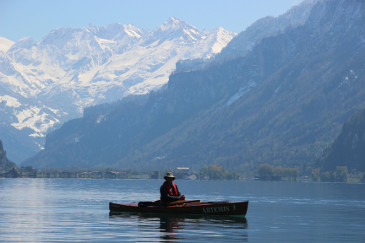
175 185 185 200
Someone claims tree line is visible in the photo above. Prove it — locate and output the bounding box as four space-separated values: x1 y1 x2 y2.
257 164 299 181
2 163 365 183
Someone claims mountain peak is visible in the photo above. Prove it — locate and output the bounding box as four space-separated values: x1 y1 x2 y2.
158 17 193 31
144 17 203 43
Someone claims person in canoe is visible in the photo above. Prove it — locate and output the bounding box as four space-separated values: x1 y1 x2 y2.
160 172 185 205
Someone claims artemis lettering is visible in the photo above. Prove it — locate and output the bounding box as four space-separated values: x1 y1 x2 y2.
202 206 230 214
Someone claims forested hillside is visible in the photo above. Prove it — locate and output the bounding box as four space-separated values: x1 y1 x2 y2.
321 108 365 172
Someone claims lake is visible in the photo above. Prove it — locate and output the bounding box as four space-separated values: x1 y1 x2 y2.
1 179 364 242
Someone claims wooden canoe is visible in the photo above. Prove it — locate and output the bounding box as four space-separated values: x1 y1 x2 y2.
109 200 248 217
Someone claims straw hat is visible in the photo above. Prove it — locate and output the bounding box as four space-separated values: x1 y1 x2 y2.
164 172 175 180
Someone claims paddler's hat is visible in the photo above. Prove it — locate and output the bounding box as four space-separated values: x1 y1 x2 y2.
164 172 175 180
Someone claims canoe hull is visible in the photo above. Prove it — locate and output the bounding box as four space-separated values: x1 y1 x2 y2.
109 201 248 217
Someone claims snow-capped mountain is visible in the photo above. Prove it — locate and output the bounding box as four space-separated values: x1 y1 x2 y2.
0 37 14 53
0 17 236 162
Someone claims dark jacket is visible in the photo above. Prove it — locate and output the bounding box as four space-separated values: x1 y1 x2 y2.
160 182 182 205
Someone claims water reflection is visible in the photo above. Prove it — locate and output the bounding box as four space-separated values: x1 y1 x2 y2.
0 179 53 242
109 212 248 242
159 215 185 241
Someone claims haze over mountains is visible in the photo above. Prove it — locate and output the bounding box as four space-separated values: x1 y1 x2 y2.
22 0 365 171
0 18 236 162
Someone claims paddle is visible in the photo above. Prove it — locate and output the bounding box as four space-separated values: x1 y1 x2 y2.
138 199 201 207
167 199 200 206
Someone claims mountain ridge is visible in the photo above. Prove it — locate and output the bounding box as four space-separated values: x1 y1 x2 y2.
24 0 365 170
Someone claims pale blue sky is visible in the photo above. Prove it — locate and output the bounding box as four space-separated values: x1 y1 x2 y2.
0 0 303 42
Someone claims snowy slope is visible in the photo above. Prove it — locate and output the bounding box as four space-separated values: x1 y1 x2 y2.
0 18 236 161
0 37 14 53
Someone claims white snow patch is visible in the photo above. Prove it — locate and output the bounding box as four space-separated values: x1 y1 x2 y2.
183 29 197 40
275 86 280 93
124 24 143 38
212 27 237 54
94 36 116 51
11 105 60 137
0 95 21 107
0 37 14 52
226 81 257 106
96 114 105 124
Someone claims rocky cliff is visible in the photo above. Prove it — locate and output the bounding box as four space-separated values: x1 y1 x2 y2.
0 139 19 177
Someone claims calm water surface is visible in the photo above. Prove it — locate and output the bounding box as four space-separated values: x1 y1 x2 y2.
1 178 365 242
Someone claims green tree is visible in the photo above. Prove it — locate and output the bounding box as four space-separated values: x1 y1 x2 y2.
361 173 365 183
273 166 284 177
311 169 320 182
258 164 274 179
335 166 348 182
320 171 334 182
199 164 238 180
207 164 225 180
287 168 299 181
